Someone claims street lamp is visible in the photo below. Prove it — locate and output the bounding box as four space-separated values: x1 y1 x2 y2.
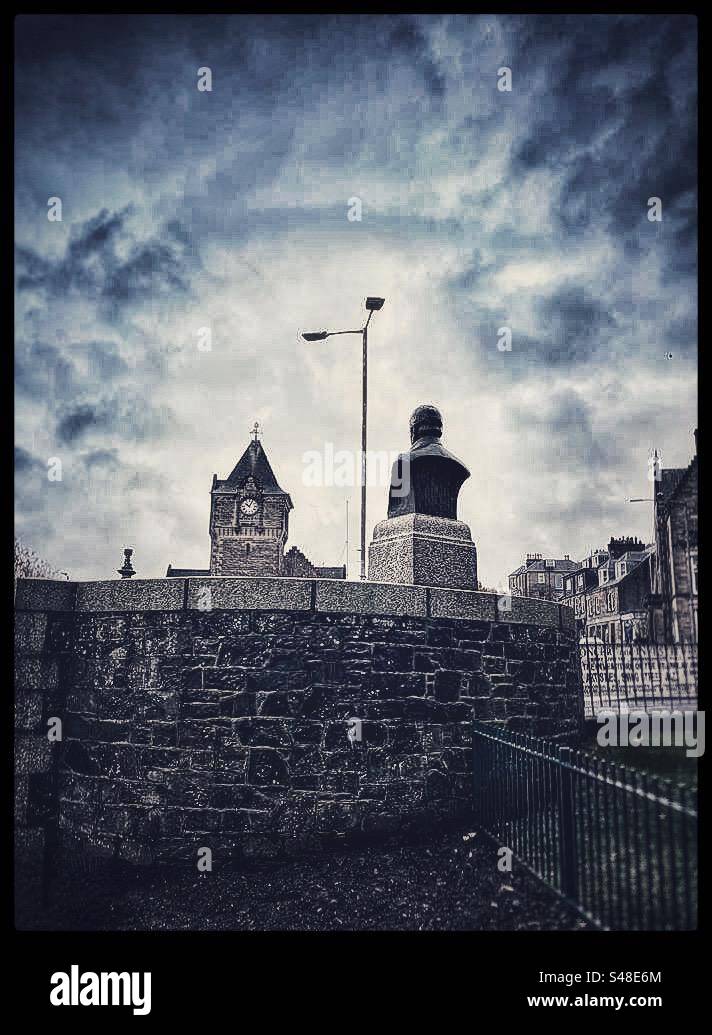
628 493 664 541
302 297 386 580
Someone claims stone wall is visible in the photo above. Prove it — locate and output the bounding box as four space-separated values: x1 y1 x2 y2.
15 576 582 879
212 534 283 577
657 458 698 642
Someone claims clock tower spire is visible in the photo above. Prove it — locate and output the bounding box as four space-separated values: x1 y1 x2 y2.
208 427 293 576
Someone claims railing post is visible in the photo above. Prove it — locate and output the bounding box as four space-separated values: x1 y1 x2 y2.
557 746 578 900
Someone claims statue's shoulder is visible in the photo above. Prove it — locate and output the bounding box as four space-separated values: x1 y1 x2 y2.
409 437 470 474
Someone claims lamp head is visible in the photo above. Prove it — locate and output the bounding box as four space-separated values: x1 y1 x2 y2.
365 297 385 311
302 331 329 341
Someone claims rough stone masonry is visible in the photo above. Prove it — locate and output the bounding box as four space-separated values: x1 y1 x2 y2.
15 576 582 885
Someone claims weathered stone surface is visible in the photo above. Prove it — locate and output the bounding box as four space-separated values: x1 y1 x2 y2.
15 579 76 613
15 655 59 691
560 601 576 633
430 588 497 621
76 579 184 613
368 514 478 590
15 577 583 866
315 579 427 616
507 595 560 628
187 577 312 611
14 612 48 653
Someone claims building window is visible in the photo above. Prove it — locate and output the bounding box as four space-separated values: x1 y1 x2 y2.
545 558 555 568
245 543 251 557
537 573 546 583
600 569 609 584
555 575 563 589
577 575 584 590
691 554 698 595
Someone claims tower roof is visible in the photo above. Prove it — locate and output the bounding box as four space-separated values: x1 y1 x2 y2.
215 438 292 503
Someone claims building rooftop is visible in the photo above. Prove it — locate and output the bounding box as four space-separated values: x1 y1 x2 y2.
509 556 579 576
214 439 293 502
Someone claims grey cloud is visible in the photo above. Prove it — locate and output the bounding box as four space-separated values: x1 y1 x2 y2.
55 392 176 445
13 13 697 585
16 207 196 314
56 403 111 444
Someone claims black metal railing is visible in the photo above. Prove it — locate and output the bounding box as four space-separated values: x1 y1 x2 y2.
579 639 698 717
472 721 698 930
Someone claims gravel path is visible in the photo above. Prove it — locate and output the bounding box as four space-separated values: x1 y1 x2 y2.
29 827 590 931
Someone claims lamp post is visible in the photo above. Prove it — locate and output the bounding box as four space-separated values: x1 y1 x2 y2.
302 297 385 580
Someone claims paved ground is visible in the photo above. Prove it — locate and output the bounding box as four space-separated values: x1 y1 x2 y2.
27 827 590 931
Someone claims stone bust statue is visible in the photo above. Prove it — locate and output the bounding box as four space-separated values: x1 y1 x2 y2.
387 404 470 520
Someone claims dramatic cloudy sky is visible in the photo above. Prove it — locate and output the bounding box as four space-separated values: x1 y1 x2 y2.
15 13 697 587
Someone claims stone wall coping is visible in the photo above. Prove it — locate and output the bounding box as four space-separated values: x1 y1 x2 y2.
15 576 575 630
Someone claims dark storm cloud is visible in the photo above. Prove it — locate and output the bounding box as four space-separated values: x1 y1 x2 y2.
56 403 111 444
55 393 176 445
15 339 130 401
16 208 194 313
14 13 697 581
15 340 74 400
386 17 447 99
14 446 42 475
509 14 696 245
83 448 122 469
537 285 616 364
467 285 616 377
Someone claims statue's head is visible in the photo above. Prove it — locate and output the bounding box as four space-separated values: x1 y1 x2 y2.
409 404 443 444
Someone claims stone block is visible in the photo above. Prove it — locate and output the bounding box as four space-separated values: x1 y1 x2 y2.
14 612 48 653
368 513 477 590
187 577 312 611
14 656 59 691
15 735 52 774
316 579 427 616
15 693 43 731
15 579 76 613
505 595 561 628
559 601 577 634
76 579 184 613
430 588 497 621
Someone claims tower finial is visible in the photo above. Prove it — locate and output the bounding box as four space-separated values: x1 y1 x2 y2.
251 421 261 443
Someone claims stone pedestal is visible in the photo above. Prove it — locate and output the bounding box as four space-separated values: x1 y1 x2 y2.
368 514 478 590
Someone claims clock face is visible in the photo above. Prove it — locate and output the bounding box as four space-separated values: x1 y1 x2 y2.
240 497 259 516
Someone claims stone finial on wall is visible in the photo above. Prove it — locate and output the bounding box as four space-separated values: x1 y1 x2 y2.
117 548 135 579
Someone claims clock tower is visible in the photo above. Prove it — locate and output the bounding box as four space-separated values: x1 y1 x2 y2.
208 423 293 576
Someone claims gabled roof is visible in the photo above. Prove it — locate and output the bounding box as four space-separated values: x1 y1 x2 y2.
508 557 579 578
595 551 652 587
214 439 292 505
